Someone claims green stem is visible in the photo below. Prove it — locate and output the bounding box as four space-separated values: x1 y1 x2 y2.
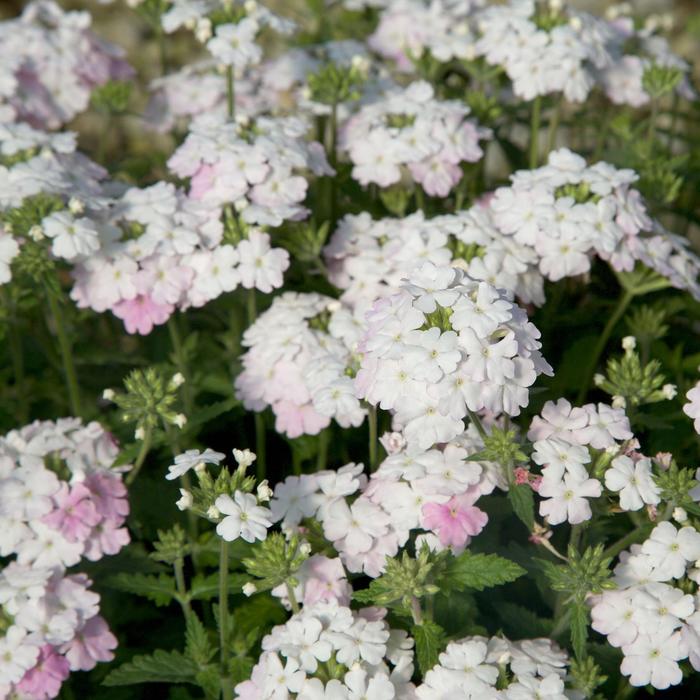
226 65 235 121
603 522 654 560
368 405 378 470
415 186 426 213
529 96 542 169
285 581 300 614
576 291 633 405
316 427 330 472
125 427 152 486
45 288 82 417
219 539 232 700
467 409 489 441
410 596 423 625
173 557 193 622
546 97 563 155
4 291 28 423
168 315 194 415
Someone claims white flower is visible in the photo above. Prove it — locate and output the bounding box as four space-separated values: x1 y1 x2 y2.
538 473 602 525
206 19 262 68
233 448 256 469
176 489 193 511
42 211 100 261
621 630 687 689
604 455 660 511
215 490 273 543
641 522 700 579
0 626 40 684
166 448 225 481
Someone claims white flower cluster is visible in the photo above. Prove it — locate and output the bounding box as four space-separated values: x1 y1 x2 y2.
323 208 544 312
483 148 700 299
416 634 572 699
0 419 129 696
356 262 552 449
168 114 332 227
0 0 132 128
235 602 416 699
0 122 107 285
527 398 635 525
235 293 366 438
591 521 700 690
474 0 615 102
70 181 289 335
683 381 700 435
340 81 491 196
368 0 484 71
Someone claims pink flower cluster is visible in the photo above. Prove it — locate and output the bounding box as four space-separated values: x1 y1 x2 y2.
168 113 332 227
340 81 491 196
0 0 132 129
235 293 365 438
0 419 129 698
70 182 289 335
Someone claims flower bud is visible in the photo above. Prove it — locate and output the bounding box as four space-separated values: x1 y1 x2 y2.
28 225 44 241
662 384 677 400
135 426 146 440
299 542 312 556
257 479 273 502
171 372 185 388
176 489 193 511
593 373 605 386
195 18 212 43
622 336 636 352
569 16 582 31
672 507 688 523
102 388 116 401
612 395 626 409
233 448 256 469
68 197 85 215
207 505 221 519
194 461 207 476
174 413 187 428
242 582 257 597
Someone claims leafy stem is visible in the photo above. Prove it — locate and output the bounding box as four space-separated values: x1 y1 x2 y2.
125 426 152 486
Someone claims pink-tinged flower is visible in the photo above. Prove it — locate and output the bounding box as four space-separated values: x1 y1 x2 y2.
421 492 488 548
42 483 101 543
273 400 331 439
82 472 129 524
61 616 117 672
112 294 174 335
82 520 130 561
514 467 530 485
16 645 70 700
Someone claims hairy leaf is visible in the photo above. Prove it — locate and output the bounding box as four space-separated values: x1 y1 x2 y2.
442 552 526 592
103 650 198 686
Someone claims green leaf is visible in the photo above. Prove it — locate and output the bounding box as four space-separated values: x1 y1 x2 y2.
103 650 198 686
442 552 526 592
107 572 176 606
499 603 552 639
185 613 216 666
570 599 589 661
194 666 221 700
230 656 256 685
508 483 535 531
412 620 445 675
182 396 240 433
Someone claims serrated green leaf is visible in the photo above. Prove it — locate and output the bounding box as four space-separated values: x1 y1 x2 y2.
107 572 176 606
570 599 589 660
182 396 240 433
185 613 216 665
194 665 220 700
508 483 535 531
412 620 445 675
499 603 552 639
442 552 526 592
103 650 198 686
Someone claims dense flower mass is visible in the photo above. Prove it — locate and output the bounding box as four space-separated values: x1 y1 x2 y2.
340 81 491 195
0 419 128 697
356 262 552 448
2 0 700 697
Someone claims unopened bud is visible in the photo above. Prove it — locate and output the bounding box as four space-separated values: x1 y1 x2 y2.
176 489 193 511
172 372 185 388
594 373 605 386
194 461 207 475
135 426 146 440
28 225 44 241
612 395 626 409
207 505 221 519
242 582 257 596
662 384 677 400
299 542 312 556
672 507 688 523
68 197 85 215
195 18 212 43
173 413 187 428
102 388 116 401
257 479 272 502
622 336 636 352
